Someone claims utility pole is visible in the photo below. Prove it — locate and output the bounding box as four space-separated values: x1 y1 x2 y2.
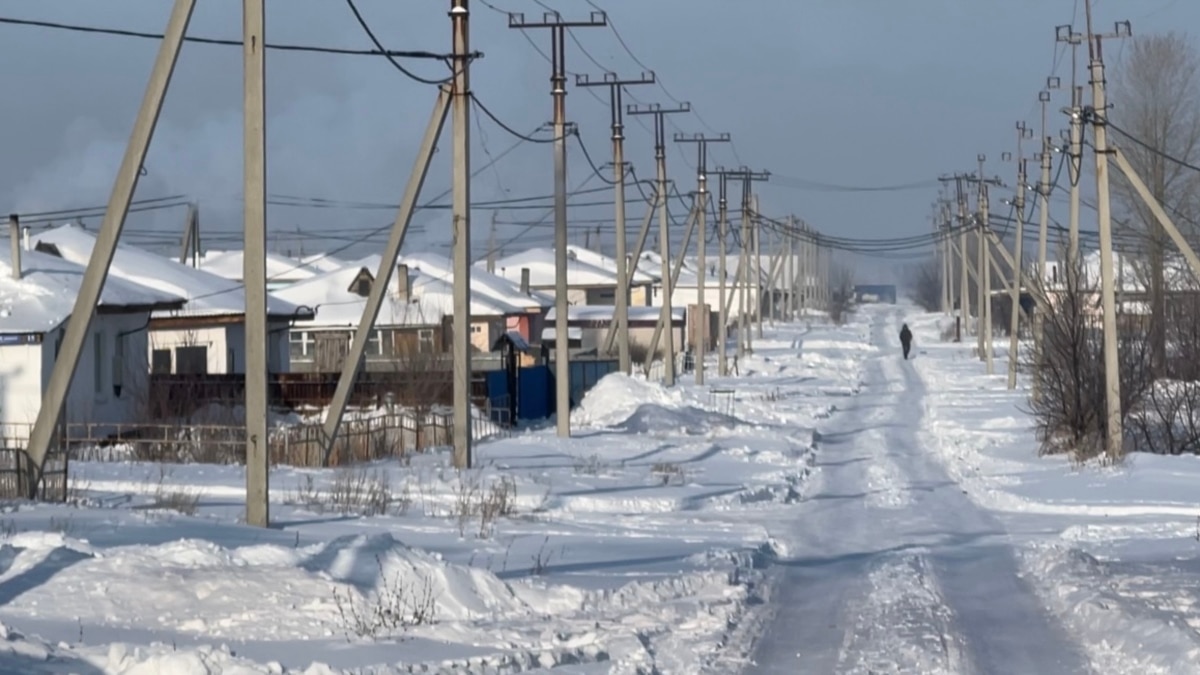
576 71 654 376
966 160 1003 374
786 216 797 321
715 168 769 356
242 0 270 527
717 172 731 376
179 202 199 266
509 9 606 435
319 95 450 467
1056 24 1085 271
955 177 970 340
1083 1 1132 462
23 0 195 497
450 0 472 470
1002 121 1033 390
486 210 497 274
674 132 729 386
752 195 764 339
1033 78 1060 403
627 102 690 387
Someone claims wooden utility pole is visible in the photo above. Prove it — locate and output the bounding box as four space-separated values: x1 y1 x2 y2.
509 9 606 434
674 132 729 385
23 0 196 496
1083 0 1131 461
576 72 654 376
627 102 690 386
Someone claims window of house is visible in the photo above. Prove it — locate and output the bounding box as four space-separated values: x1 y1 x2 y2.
175 345 209 375
92 331 104 394
367 329 382 356
289 331 312 361
151 349 172 374
470 324 483 334
417 328 435 353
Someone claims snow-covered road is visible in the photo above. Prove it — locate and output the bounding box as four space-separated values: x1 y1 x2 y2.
743 306 1091 675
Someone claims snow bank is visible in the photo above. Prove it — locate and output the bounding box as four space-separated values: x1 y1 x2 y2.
0 533 569 642
571 373 683 428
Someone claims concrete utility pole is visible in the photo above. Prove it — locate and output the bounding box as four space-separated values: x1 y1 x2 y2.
675 132 729 386
966 159 1004 374
1056 24 1086 271
627 102 690 387
179 202 199 267
320 91 451 467
243 0 269 527
450 0 472 470
717 172 731 376
752 195 764 339
23 0 196 496
786 216 797 321
509 10 606 436
1033 78 1060 403
600 193 658 359
1002 121 1033 390
713 168 770 356
486 211 497 274
576 72 654 376
1083 1 1132 461
955 177 970 340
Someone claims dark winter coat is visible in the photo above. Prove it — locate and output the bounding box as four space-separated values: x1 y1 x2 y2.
899 325 913 346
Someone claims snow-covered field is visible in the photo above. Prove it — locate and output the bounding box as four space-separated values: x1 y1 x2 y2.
4 305 1200 674
0 313 868 674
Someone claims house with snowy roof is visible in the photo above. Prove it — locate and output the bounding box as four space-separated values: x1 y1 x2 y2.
274 256 529 373
0 240 185 432
32 224 310 376
488 247 655 307
196 249 329 291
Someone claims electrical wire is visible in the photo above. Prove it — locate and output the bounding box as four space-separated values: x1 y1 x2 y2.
470 94 561 144
343 0 455 85
1107 119 1200 174
0 15 457 59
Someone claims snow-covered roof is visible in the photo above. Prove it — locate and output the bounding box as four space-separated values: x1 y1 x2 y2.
0 247 185 334
275 259 525 329
197 250 321 283
637 252 727 289
297 253 349 274
545 305 684 323
490 248 620 288
33 225 305 320
403 251 553 310
1043 250 1199 293
565 246 658 285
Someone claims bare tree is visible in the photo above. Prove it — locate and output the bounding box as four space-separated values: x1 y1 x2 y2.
1110 31 1200 377
827 263 856 325
905 257 942 312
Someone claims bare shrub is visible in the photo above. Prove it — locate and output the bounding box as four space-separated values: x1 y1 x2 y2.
150 465 201 515
332 554 438 641
1025 259 1152 461
478 476 517 538
650 461 686 486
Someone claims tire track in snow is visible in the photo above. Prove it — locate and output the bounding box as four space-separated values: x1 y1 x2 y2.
835 551 965 675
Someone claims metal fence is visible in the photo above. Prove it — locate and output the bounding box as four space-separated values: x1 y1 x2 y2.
0 412 510 469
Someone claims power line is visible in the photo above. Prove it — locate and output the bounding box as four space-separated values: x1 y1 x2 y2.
343 0 454 85
0 15 462 59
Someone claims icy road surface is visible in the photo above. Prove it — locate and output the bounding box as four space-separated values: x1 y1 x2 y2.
742 307 1092 675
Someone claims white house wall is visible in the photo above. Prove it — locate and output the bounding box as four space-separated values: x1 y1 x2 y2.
0 342 44 430
650 284 760 319
0 313 153 435
148 320 291 374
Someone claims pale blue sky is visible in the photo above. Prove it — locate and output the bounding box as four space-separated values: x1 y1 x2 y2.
0 0 1195 275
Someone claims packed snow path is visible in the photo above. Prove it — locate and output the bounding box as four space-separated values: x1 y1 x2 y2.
743 306 1092 675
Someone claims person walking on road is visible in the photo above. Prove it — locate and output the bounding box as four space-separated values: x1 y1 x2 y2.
899 323 913 360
